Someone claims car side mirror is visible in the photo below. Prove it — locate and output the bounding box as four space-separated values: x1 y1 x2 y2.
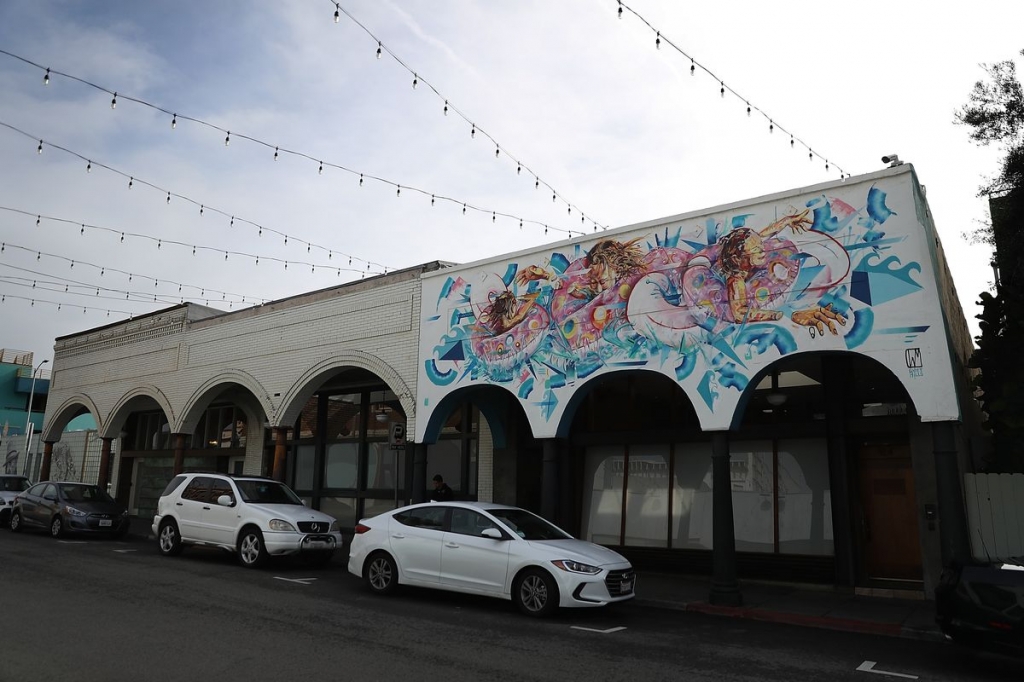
216 494 234 507
481 528 505 540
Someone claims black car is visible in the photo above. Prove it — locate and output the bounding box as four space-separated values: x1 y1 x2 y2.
935 558 1024 655
9 481 129 538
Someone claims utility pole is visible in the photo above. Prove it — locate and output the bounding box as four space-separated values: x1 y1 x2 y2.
23 359 49 464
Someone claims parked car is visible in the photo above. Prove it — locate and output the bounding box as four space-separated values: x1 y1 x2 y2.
348 501 636 617
935 558 1024 655
0 474 32 526
152 473 342 568
8 481 129 538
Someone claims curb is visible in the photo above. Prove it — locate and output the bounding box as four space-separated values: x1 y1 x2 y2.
634 598 945 643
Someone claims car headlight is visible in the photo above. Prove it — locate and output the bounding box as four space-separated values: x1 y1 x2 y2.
64 505 87 517
268 519 297 532
552 559 602 575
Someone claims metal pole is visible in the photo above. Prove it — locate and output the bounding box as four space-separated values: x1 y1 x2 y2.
23 359 49 457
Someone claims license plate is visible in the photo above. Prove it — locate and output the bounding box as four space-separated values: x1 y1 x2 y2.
621 580 633 593
306 541 327 549
99 519 112 527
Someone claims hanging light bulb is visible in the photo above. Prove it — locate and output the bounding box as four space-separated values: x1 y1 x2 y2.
307 244 311 253
746 103 751 117
111 92 117 109
655 32 661 49
396 185 401 197
462 204 467 215
519 219 523 230
44 68 50 85
544 225 548 235
224 251 228 260
359 174 363 186
101 268 104 276
86 161 91 173
492 212 496 223
328 251 332 259
256 256 259 265
158 239 162 249
274 147 279 160
690 59 695 76
230 216 234 227
517 163 521 175
120 233 124 243
200 205 204 216
334 3 340 22
319 161 323 175
376 42 382 59
192 246 196 255
790 136 795 148
171 113 177 129
809 150 813 162
37 139 43 154
552 192 556 202
167 191 171 204
825 160 830 171
224 131 230 146
769 121 774 134
348 257 352 265
495 147 500 158
284 235 288 245
535 177 539 189
720 82 725 97
618 2 623 19
36 215 40 227
259 226 263 236
412 74 418 89
431 195 435 206
443 100 448 116
471 124 476 138
128 177 133 189
37 252 41 260
285 262 288 270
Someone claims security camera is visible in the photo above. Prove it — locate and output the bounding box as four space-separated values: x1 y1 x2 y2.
881 154 903 167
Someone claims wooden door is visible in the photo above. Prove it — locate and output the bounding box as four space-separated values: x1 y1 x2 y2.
856 443 923 581
115 457 134 509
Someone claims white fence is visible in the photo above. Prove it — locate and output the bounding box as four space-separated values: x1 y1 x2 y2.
964 473 1024 561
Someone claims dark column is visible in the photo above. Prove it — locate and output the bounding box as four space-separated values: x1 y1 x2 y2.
412 443 428 503
710 432 742 606
558 440 572 531
39 441 54 481
541 438 558 521
823 356 856 586
271 428 288 482
97 437 113 489
933 421 971 564
172 433 186 475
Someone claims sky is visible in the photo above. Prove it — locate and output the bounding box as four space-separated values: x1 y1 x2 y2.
0 0 1021 370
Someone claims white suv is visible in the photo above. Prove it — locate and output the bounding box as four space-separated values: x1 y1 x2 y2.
152 473 342 568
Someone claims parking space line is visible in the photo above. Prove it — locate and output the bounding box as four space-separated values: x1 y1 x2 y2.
856 661 918 679
273 577 318 585
570 626 626 634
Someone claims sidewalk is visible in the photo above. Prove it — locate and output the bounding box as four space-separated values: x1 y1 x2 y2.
131 518 942 642
633 571 944 642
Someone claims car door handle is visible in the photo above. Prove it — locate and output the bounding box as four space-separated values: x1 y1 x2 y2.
202 506 211 510
175 502 183 506
444 542 460 549
391 533 405 539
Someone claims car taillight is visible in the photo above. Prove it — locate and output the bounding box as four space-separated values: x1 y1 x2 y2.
354 523 371 534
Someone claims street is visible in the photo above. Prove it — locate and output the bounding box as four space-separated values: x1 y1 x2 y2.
0 530 1017 682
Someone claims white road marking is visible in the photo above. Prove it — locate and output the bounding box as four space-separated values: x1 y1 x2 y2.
857 661 918 679
57 540 86 544
273 577 318 585
112 549 137 553
570 626 627 634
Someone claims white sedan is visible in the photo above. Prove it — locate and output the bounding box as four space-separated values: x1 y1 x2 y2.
347 501 636 617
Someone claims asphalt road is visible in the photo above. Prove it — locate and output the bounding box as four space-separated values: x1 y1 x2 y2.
0 529 1018 682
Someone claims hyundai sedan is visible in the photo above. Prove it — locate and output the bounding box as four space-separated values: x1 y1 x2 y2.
348 501 636 617
9 481 129 538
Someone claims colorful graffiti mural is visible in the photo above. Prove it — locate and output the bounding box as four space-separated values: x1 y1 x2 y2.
419 172 956 435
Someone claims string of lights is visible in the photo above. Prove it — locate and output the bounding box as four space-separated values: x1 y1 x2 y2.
328 1 607 231
614 0 850 179
0 119 390 271
0 49 597 239
0 290 135 318
0 261 263 308
0 205 386 278
0 239 256 305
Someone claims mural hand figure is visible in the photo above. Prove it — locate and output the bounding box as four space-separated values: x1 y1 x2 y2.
515 265 554 287
791 303 846 337
781 209 813 234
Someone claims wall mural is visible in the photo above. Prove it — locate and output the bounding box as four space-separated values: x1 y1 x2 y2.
418 173 958 437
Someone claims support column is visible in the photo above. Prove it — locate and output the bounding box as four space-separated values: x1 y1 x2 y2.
823 356 856 586
710 432 742 606
412 443 428 504
39 441 54 481
271 427 288 482
541 439 558 521
97 437 113 490
558 440 572 531
932 421 971 564
172 433 186 476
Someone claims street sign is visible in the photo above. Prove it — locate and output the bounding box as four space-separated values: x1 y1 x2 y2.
389 422 405 450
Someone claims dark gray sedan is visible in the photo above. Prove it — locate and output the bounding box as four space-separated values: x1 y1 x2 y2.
9 481 129 538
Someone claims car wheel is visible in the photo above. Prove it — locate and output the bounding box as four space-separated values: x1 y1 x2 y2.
10 510 23 532
237 527 268 569
514 568 559 617
364 552 398 594
50 515 64 539
158 520 182 556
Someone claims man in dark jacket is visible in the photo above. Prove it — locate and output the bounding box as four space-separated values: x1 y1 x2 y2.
431 474 454 501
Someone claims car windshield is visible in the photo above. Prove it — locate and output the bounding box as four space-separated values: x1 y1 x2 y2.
486 508 572 541
60 484 114 503
235 480 303 505
1 477 31 492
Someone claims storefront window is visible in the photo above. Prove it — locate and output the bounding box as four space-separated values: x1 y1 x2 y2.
365 441 404 490
671 442 713 549
623 445 670 547
320 496 357 528
581 446 625 545
427 439 462 490
777 439 833 556
722 441 775 553
325 394 361 439
363 497 400 520
324 442 359 488
294 445 315 491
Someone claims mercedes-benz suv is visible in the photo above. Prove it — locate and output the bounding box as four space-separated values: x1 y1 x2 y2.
152 473 342 568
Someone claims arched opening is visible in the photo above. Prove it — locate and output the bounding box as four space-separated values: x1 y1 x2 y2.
566 370 704 548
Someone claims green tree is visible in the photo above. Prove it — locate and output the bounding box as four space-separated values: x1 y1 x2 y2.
957 50 1024 472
